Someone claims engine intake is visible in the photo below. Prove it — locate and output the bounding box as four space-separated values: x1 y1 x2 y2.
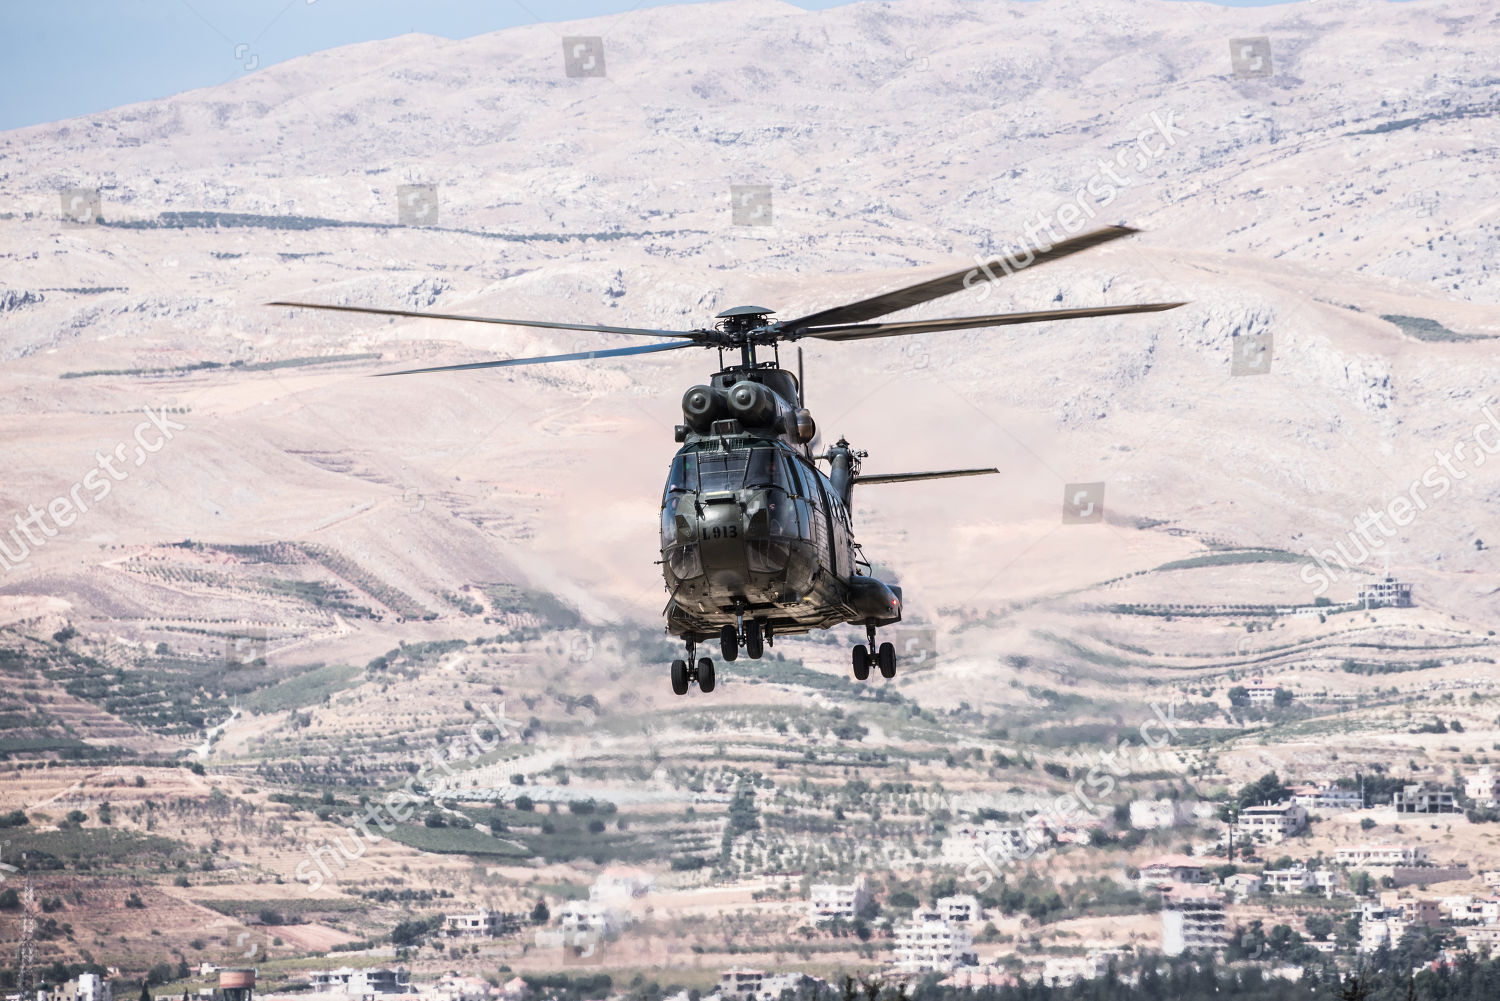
681 385 727 432
726 381 779 428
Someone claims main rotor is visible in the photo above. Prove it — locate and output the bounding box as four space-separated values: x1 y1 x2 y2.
712 305 781 369
268 224 1186 378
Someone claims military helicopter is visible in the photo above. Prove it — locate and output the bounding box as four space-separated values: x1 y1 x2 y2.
273 224 1182 695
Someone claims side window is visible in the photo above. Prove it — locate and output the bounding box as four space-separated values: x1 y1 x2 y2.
663 453 694 503
781 455 805 497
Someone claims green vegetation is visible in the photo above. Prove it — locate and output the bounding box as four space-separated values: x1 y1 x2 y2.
483 584 581 627
297 543 431 619
242 663 360 714
382 823 534 859
1380 314 1491 343
3 827 191 874
1153 549 1305 572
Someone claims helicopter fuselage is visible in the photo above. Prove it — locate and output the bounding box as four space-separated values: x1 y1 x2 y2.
659 366 902 645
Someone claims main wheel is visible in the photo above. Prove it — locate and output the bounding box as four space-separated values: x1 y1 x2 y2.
744 620 765 660
719 624 739 662
670 659 689 696
697 657 716 693
852 644 870 681
878 642 896 679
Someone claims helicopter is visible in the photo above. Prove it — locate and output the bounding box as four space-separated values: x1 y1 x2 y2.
272 224 1183 695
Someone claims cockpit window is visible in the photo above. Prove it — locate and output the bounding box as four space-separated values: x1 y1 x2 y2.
665 446 789 498
745 447 783 489
695 450 750 492
664 454 692 496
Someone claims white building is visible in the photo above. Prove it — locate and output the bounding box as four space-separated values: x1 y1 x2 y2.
534 900 621 950
1262 866 1316 895
307 968 412 995
1129 799 1191 830
1040 952 1112 988
1336 844 1431 867
1245 683 1279 706
559 900 618 935
1359 910 1404 953
1393 783 1459 814
429 975 495 1001
1289 783 1364 812
940 823 1045 868
444 906 517 937
716 970 823 1001
809 875 868 924
934 894 983 925
1357 576 1412 608
1463 926 1500 954
1238 801 1307 842
1137 855 1206 890
45 977 112 1001
1222 873 1262 900
1161 891 1228 956
1313 869 1345 898
892 914 975 974
1466 769 1500 808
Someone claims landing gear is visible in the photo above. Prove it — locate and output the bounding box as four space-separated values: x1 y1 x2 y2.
669 640 718 696
852 644 871 681
851 625 896 682
743 620 765 660
720 624 739 662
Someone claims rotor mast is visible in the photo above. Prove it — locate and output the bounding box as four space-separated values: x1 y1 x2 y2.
714 305 777 371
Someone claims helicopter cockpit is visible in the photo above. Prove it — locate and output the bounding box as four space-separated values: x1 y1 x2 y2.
660 442 810 577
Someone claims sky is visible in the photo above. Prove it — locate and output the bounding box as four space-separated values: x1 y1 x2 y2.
0 0 1406 131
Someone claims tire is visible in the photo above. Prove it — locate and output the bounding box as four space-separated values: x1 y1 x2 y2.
852 644 870 681
670 659 689 696
744 620 764 660
697 657 716 693
878 642 896 679
719 624 739 662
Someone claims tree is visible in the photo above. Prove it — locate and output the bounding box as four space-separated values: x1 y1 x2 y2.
530 898 550 924
1305 913 1334 940
1235 771 1290 810
1273 688 1294 707
1227 686 1250 706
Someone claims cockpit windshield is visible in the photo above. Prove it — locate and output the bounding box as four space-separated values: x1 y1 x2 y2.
663 446 786 497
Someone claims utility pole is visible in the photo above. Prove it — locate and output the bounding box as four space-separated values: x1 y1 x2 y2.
17 857 37 997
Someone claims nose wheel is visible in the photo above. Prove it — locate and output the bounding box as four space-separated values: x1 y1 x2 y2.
720 617 767 661
670 641 718 695
851 625 897 681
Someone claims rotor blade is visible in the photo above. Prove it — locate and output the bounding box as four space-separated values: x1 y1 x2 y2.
375 340 696 377
801 301 1187 342
268 300 703 339
856 467 1000 485
782 225 1143 330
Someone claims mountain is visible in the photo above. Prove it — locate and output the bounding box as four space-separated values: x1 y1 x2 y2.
0 0 1498 982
